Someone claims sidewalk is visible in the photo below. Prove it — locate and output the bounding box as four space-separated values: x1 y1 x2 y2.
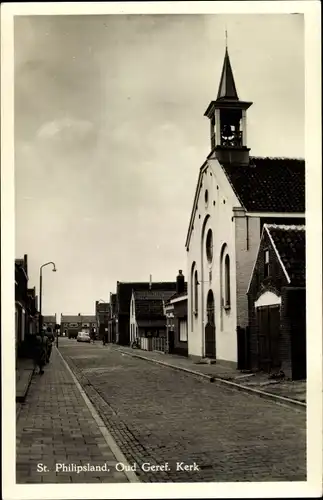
16 347 131 484
112 345 306 408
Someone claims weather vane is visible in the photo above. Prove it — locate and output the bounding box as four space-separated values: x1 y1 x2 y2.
225 28 228 49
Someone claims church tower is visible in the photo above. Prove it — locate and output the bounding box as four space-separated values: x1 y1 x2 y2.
204 44 253 166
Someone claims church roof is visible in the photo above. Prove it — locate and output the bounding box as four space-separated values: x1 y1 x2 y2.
265 224 306 287
185 157 305 250
217 48 239 100
222 157 305 212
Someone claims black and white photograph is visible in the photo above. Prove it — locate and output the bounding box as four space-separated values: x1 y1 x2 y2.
1 1 322 499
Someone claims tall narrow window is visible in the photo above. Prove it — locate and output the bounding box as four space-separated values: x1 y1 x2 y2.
190 263 196 328
224 254 231 307
264 249 269 278
194 270 199 315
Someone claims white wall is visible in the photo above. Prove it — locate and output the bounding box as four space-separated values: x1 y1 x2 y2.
187 157 240 362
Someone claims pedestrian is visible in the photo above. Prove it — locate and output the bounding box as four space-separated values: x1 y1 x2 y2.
34 331 48 375
91 328 95 344
103 329 109 346
45 327 54 363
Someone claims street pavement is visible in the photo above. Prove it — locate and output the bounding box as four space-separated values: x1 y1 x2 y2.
57 338 306 483
16 347 129 484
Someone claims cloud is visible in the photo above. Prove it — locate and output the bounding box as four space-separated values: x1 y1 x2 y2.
37 117 94 141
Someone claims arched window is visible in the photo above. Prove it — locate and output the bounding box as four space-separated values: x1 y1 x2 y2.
224 254 231 307
194 270 199 316
190 262 196 326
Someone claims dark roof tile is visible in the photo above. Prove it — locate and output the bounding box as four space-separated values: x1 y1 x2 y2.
266 224 306 286
221 157 305 212
117 281 177 315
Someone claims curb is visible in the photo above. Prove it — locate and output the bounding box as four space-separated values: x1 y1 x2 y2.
113 347 306 412
55 347 140 483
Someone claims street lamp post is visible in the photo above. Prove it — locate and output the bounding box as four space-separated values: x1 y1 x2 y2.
39 261 57 335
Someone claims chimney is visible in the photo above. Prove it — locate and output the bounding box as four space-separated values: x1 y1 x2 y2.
23 254 28 279
149 274 152 290
176 270 185 294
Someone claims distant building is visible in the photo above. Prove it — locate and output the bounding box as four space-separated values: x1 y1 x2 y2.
115 280 177 346
129 289 175 352
15 254 39 359
60 313 97 339
247 224 306 380
15 255 29 357
95 301 110 341
43 315 56 333
186 46 305 368
108 293 117 343
165 271 188 356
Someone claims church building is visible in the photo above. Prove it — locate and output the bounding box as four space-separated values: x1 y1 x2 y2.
185 46 305 369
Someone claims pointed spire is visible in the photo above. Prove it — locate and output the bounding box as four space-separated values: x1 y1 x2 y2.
217 47 239 100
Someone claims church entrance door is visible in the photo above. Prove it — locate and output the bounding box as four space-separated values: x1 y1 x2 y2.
205 290 216 358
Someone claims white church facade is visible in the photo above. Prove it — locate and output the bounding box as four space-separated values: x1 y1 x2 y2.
185 47 305 368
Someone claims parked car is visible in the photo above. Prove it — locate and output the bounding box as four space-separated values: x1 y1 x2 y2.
68 331 78 339
77 332 91 343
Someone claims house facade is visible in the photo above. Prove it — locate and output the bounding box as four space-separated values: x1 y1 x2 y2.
129 289 175 352
15 255 39 359
186 47 305 368
247 224 306 380
165 271 188 356
95 301 111 341
60 314 97 339
115 281 177 346
108 293 117 343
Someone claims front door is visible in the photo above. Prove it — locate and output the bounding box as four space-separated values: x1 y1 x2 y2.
257 305 280 373
205 322 216 358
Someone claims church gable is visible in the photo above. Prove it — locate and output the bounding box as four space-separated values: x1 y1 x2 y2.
185 159 241 250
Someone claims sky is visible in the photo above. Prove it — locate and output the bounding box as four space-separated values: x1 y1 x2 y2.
14 13 304 317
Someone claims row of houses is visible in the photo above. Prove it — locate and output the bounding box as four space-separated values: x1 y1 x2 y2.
15 255 39 360
59 314 97 339
98 47 306 381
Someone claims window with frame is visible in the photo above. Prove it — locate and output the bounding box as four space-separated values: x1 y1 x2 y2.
70 323 78 328
264 249 270 278
179 320 188 342
194 270 199 315
224 254 231 307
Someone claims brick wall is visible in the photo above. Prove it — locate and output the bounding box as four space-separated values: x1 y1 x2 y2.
248 228 290 374
235 215 261 330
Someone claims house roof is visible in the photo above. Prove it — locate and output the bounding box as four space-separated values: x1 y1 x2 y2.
96 302 110 313
61 315 96 323
222 157 305 213
185 156 305 249
134 290 175 319
166 283 188 303
43 316 56 323
117 281 177 315
265 224 306 287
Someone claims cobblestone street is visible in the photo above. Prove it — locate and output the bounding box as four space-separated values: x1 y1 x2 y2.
57 338 306 483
